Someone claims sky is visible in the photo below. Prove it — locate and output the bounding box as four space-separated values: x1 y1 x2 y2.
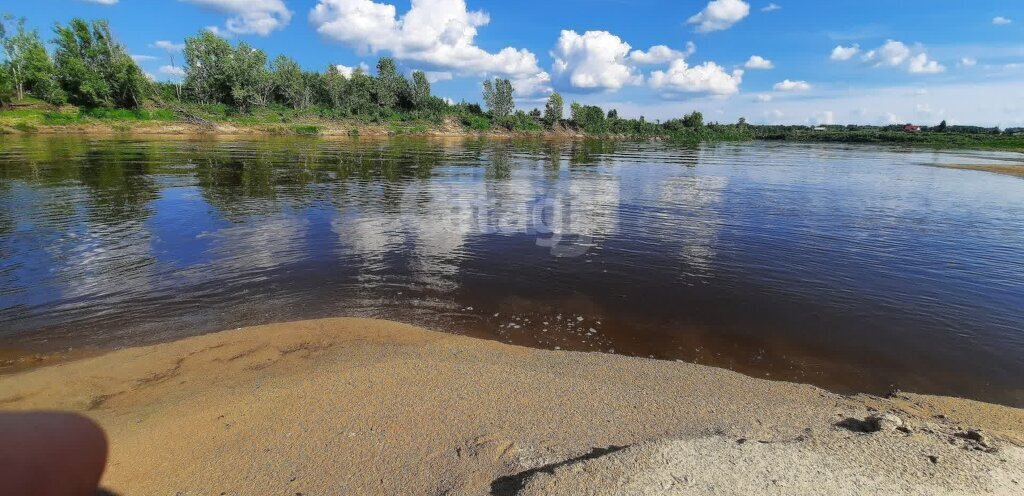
6 0 1024 126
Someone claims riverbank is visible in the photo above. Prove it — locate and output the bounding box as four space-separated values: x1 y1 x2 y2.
3 105 1024 152
1 318 1021 495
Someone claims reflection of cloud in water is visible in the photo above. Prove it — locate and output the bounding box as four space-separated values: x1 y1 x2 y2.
209 216 310 273
658 175 728 275
52 220 156 301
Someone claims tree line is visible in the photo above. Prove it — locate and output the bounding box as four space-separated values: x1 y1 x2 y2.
7 14 1015 141
0 13 657 134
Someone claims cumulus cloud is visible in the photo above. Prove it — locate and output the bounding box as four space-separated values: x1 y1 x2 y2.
551 30 642 92
687 0 750 33
844 40 945 74
512 71 554 99
992 16 1012 25
159 65 186 77
335 62 370 77
744 55 774 69
151 40 185 52
863 40 911 66
830 44 860 61
959 57 977 68
773 79 811 91
181 0 293 36
310 0 542 80
424 71 453 83
629 42 696 65
649 59 743 96
907 53 945 74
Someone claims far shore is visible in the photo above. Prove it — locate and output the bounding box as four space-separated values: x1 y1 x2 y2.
1 317 1022 494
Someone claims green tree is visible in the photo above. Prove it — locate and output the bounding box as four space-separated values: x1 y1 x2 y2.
271 55 306 109
1 15 62 103
570 102 606 133
482 77 514 118
543 92 563 128
410 70 431 109
320 64 348 111
374 57 408 111
183 30 233 105
345 67 376 115
607 108 618 120
0 63 12 105
53 18 148 108
681 111 704 129
937 119 948 132
737 116 747 127
226 42 268 112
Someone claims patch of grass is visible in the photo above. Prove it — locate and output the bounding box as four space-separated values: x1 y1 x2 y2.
12 122 38 133
81 108 176 121
462 114 491 132
42 111 83 125
291 125 321 136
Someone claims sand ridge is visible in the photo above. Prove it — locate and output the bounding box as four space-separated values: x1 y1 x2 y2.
0 318 1021 495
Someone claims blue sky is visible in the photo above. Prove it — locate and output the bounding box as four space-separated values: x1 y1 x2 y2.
7 0 1024 126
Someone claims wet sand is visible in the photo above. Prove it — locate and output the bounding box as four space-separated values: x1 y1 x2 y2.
928 162 1024 178
1 318 1022 495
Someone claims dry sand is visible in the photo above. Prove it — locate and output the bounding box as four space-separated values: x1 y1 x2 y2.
0 318 1021 495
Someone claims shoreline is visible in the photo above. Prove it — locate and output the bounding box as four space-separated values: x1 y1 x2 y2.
1 317 1021 494
3 119 1024 154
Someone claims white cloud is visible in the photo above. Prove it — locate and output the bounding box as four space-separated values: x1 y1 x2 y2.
649 59 743 96
424 71 453 83
512 71 554 99
310 0 542 80
159 65 186 77
205 26 230 38
551 30 641 91
78 0 119 4
335 62 370 77
907 53 945 74
830 44 860 61
181 0 293 36
844 39 945 74
761 3 781 12
151 40 185 52
629 42 695 65
865 40 911 67
754 94 773 102
992 16 1012 26
773 79 811 91
959 57 977 67
131 54 159 62
687 0 750 33
744 55 774 69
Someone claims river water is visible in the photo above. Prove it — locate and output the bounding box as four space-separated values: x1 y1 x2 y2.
1 136 1022 405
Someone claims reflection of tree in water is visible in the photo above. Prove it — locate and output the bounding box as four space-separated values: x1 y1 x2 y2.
77 144 160 225
483 143 512 180
569 139 618 166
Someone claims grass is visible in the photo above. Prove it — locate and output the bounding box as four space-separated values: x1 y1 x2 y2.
291 125 321 136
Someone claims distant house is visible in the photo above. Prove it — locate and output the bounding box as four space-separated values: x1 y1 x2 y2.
903 124 922 133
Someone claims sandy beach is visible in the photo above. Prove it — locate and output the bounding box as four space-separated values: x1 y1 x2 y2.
1 318 1022 495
